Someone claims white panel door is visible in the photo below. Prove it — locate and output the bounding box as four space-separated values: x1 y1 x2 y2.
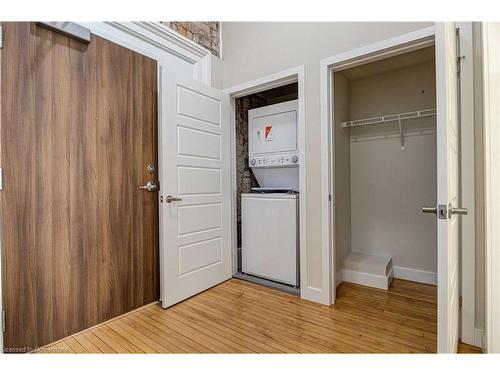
160 75 231 307
435 22 461 353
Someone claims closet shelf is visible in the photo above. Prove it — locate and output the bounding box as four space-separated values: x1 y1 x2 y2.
341 108 436 149
341 108 436 129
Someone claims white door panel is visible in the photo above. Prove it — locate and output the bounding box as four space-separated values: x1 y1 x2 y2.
435 22 461 353
177 85 222 125
177 166 221 195
177 127 221 160
178 203 222 236
161 75 231 307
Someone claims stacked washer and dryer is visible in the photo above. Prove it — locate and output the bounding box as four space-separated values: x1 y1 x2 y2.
241 100 300 287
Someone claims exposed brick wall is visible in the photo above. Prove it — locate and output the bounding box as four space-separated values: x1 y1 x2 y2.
161 22 221 57
235 95 269 250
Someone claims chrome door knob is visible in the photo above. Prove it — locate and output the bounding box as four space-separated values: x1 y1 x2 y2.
422 206 437 214
448 203 468 218
422 204 468 219
138 181 158 192
165 195 182 203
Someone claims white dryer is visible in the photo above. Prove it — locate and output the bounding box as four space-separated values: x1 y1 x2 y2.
248 100 299 191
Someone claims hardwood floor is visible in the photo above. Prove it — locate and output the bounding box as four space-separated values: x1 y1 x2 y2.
37 278 482 354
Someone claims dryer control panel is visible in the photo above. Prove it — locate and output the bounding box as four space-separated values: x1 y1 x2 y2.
249 154 299 168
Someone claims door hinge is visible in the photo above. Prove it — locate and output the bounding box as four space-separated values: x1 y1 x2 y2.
457 55 465 75
328 194 332 202
459 296 463 311
0 167 3 190
0 25 3 49
1 309 5 333
456 27 465 76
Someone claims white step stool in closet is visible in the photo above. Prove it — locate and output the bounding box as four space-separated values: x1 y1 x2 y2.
340 252 394 290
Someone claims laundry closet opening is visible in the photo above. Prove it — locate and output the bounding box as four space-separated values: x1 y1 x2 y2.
233 83 301 294
333 46 438 291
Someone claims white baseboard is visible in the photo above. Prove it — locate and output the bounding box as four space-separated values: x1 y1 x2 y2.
393 266 437 285
340 268 393 290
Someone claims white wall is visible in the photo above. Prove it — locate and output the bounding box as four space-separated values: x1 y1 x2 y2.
348 60 437 274
222 22 433 293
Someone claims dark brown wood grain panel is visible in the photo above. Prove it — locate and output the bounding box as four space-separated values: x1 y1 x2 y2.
0 22 159 352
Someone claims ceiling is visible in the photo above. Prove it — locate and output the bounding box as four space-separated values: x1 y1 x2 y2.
256 82 298 102
339 46 435 80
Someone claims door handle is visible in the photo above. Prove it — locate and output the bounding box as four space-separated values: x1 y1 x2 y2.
422 204 448 219
422 206 437 214
448 204 468 217
138 181 158 192
165 195 182 203
422 204 468 219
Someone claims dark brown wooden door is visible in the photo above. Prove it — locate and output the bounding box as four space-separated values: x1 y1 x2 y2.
0 22 159 352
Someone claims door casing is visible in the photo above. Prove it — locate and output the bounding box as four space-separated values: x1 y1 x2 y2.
223 66 309 302
482 21 500 354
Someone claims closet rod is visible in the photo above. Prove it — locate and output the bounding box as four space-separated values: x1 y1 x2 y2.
341 108 436 129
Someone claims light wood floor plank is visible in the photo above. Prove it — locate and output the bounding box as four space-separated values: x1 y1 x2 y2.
63 337 87 353
41 278 482 354
95 325 145 353
120 315 186 353
92 326 134 353
105 321 158 353
72 332 103 353
81 331 116 353
134 311 212 353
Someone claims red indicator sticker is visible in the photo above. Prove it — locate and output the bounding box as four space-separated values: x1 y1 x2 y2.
265 125 273 141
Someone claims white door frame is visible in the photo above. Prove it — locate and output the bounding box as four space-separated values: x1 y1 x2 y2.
223 66 312 301
319 26 436 304
482 22 500 354
456 22 483 348
0 21 212 353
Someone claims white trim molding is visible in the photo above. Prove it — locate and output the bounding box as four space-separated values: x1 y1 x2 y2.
475 328 485 349
319 26 436 306
393 266 438 285
224 66 317 304
340 269 394 290
482 22 500 354
223 66 301 98
456 22 478 348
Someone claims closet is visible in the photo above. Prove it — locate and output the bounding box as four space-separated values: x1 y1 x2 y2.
333 46 438 289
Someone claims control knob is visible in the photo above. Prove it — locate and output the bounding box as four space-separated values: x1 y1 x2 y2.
292 155 299 163
250 158 256 166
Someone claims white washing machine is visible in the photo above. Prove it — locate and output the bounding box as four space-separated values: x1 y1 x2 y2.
241 192 299 286
241 99 300 286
